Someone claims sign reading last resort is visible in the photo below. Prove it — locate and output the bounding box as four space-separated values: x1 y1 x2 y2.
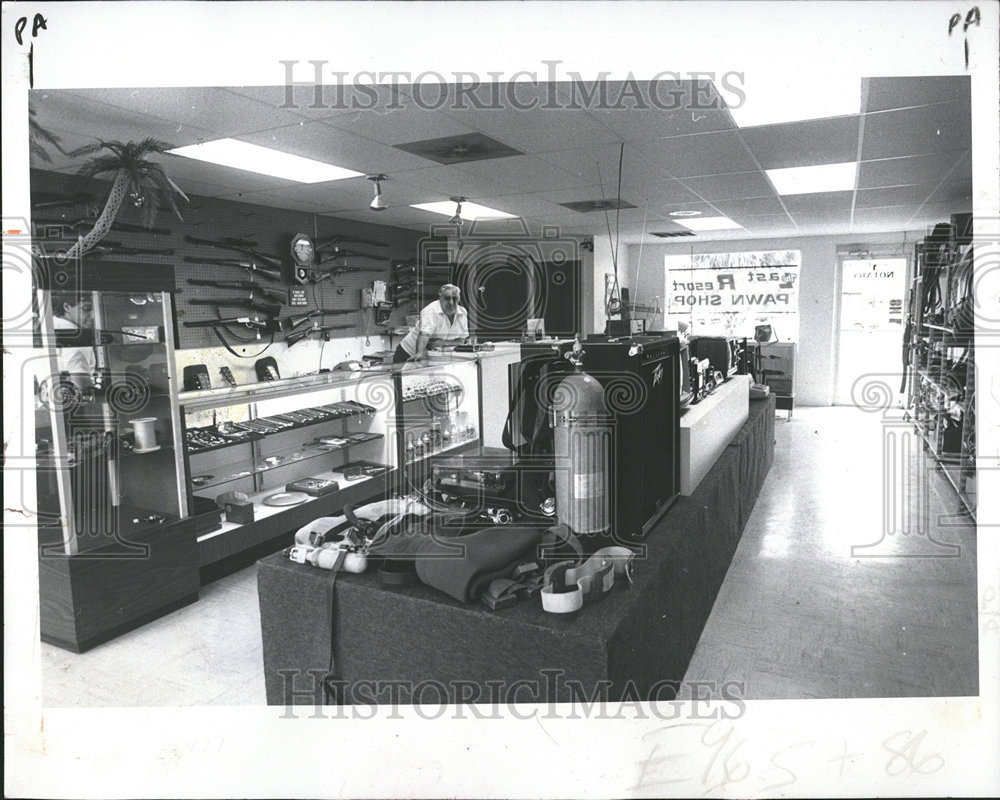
668 266 799 310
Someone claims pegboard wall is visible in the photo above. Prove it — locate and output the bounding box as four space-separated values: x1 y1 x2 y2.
29 168 424 358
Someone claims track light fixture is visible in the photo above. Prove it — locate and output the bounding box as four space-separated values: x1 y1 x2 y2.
368 174 388 211
448 196 466 226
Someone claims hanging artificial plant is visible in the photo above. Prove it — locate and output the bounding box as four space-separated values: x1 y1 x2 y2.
64 137 188 260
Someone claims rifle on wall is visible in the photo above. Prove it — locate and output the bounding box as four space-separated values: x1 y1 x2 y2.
312 265 385 283
272 308 357 332
184 235 282 268
86 242 177 257
33 218 174 236
285 323 356 347
187 279 287 304
182 316 271 332
188 297 283 316
316 235 389 251
183 255 283 281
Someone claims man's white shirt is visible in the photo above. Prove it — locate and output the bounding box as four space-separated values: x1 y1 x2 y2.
399 299 469 356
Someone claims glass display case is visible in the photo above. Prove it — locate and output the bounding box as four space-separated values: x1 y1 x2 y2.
394 356 482 490
179 369 399 563
398 360 479 464
35 287 188 555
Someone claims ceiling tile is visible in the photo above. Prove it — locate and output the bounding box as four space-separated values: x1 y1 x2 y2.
441 84 622 152
239 120 431 173
482 194 571 217
638 131 759 177
69 87 307 138
31 90 216 150
851 205 917 228
584 81 736 141
679 172 776 202
781 190 854 216
644 201 722 218
860 101 971 160
457 155 589 193
857 152 968 188
711 195 789 217
789 210 854 230
738 214 800 233
396 164 517 199
324 105 480 146
864 76 970 113
740 116 861 169
926 179 973 204
226 84 404 121
855 184 936 208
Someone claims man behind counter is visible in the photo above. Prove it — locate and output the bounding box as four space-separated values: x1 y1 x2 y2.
393 284 470 364
50 291 97 376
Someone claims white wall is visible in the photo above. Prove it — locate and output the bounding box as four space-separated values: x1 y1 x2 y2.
591 235 630 335
627 231 924 406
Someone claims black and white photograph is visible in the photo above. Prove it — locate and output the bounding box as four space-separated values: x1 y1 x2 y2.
4 1 999 797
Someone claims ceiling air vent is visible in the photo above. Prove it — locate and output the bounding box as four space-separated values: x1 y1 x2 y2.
651 230 696 238
394 133 523 164
559 198 637 213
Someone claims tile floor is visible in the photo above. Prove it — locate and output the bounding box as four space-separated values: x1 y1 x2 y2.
39 406 979 706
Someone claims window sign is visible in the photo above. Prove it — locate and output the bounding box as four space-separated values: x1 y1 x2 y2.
664 250 801 340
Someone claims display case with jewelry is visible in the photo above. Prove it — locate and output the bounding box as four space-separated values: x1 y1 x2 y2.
178 367 398 566
394 357 481 490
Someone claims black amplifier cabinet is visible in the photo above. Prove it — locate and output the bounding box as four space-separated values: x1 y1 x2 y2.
581 335 681 543
689 336 741 379
647 331 693 408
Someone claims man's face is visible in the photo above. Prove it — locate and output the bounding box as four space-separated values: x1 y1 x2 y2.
439 290 459 313
65 299 94 328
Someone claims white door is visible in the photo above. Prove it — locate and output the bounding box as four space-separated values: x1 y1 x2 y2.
835 258 908 406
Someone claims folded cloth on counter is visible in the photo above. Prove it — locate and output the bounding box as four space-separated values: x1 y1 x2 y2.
413 526 544 604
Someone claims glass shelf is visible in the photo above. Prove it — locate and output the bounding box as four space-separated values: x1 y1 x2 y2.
195 464 392 542
190 433 384 491
185 401 375 456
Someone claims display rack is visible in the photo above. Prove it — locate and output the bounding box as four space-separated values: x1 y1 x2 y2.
905 223 976 519
35 275 215 652
179 370 398 567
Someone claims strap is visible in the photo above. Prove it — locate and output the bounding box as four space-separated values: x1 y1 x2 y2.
211 322 275 359
539 546 635 614
321 547 348 704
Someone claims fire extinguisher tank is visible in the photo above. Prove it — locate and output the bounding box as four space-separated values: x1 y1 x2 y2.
552 365 612 537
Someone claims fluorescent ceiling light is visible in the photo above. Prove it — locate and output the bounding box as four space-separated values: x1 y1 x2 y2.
766 162 857 195
720 78 860 128
669 209 702 217
674 216 744 231
410 200 516 220
167 139 364 183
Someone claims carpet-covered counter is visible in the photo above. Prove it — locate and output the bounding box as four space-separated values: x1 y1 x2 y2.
258 395 775 705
